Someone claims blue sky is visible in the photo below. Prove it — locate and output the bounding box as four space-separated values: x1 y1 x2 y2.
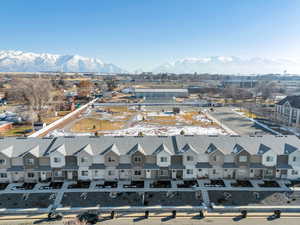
0 0 300 70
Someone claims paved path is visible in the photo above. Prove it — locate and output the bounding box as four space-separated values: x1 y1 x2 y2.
207 107 270 135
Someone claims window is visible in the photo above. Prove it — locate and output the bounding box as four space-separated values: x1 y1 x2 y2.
0 173 7 178
239 156 247 162
160 170 168 176
293 156 297 162
0 159 5 165
134 170 141 176
198 169 202 172
54 157 61 163
160 157 168 162
26 158 34 165
27 172 35 178
54 171 62 177
80 157 88 163
212 169 216 175
81 171 89 176
108 157 115 162
266 156 274 162
250 169 254 173
292 170 298 175
186 156 194 161
186 169 193 175
134 156 142 162
108 170 115 176
265 170 273 175
212 155 217 161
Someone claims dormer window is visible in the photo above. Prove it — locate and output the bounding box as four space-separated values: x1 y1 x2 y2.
134 156 142 162
80 157 88 163
26 158 34 165
186 156 194 161
108 157 115 162
160 157 168 162
293 156 297 162
239 156 247 162
266 156 274 162
54 157 61 163
186 169 193 175
0 159 5 165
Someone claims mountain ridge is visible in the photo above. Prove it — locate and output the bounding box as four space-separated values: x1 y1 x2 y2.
152 56 300 74
0 50 126 73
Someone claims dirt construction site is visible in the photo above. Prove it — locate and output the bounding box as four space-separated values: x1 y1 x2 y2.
50 105 228 136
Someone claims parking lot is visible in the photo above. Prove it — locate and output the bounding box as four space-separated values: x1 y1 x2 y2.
61 192 144 208
0 193 56 209
208 191 300 206
0 179 299 214
144 191 202 207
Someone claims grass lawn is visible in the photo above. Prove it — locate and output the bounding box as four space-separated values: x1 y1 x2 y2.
70 118 125 132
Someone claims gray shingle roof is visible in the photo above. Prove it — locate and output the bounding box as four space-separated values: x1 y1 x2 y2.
277 95 300 108
47 136 175 156
89 163 105 169
144 163 159 169
170 164 185 169
117 164 132 169
175 135 300 155
0 137 55 158
1 135 300 159
195 162 212 168
223 163 238 168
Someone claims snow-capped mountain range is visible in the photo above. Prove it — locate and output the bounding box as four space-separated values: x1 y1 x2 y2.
1 50 300 74
153 56 300 74
0 50 125 73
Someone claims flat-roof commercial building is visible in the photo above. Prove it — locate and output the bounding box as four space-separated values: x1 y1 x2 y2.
134 88 188 99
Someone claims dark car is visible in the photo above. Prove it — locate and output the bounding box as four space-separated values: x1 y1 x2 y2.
77 212 99 224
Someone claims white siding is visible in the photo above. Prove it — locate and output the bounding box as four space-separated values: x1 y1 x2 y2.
262 151 277 167
78 167 92 180
182 151 197 166
197 154 208 163
289 151 300 167
50 151 65 168
156 151 171 167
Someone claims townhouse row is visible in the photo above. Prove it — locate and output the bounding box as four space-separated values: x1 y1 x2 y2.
0 135 300 183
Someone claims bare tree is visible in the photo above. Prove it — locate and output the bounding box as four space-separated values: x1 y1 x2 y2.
9 78 54 123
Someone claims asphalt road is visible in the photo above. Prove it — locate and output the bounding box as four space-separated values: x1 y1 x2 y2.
207 107 270 135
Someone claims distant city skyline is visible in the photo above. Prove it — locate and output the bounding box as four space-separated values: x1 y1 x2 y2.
0 0 300 71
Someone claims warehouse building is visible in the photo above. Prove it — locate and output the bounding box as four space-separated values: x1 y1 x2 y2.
134 88 188 99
